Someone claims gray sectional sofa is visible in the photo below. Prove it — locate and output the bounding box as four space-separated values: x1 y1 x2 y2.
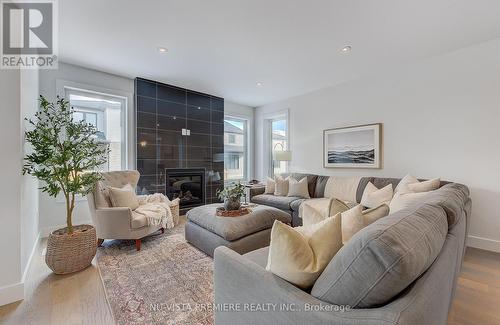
215 175 471 325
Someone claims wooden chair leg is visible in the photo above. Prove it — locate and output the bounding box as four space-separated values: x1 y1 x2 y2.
97 238 104 247
135 239 141 251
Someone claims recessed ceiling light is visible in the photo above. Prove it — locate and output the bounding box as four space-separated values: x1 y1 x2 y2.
341 45 352 53
256 82 263 87
158 47 168 53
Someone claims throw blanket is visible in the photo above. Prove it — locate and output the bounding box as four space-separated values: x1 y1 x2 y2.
135 193 175 229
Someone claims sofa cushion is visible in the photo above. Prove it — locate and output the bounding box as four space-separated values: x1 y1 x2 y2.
311 202 448 308
290 198 306 212
324 177 361 203
243 246 269 268
421 183 470 229
313 176 330 198
251 194 301 211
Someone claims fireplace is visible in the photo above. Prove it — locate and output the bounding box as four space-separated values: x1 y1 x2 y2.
165 168 206 210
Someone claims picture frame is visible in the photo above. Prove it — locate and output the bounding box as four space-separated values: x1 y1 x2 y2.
323 123 382 168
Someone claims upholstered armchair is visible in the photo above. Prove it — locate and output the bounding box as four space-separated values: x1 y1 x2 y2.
87 170 179 251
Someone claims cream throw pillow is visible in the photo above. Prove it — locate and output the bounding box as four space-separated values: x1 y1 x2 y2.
266 215 343 289
408 178 440 193
389 192 429 214
265 177 275 194
394 174 419 195
341 204 390 244
287 177 310 198
390 177 440 213
300 198 349 226
108 184 139 210
360 182 393 208
274 176 289 196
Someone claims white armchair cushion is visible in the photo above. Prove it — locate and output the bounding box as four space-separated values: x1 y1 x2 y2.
108 184 140 210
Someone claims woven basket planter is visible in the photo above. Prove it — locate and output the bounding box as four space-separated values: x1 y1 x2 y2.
45 224 97 275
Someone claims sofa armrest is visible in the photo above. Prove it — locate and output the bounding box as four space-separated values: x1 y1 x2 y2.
94 207 133 238
214 246 397 325
249 186 266 200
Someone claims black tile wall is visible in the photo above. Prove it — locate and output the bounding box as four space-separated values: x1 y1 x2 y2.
135 77 224 204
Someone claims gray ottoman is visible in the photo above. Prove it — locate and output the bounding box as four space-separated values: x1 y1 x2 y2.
185 204 291 257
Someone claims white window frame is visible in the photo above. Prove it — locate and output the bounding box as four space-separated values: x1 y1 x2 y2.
263 109 290 178
56 79 133 170
224 115 250 182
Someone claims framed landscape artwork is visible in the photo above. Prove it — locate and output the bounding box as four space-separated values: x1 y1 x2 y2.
323 123 382 168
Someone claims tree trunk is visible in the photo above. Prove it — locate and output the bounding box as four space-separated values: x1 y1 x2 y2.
66 193 74 234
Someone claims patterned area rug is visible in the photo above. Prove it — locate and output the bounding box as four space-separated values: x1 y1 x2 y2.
96 223 214 325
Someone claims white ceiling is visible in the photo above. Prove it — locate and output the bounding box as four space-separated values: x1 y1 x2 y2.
59 0 500 107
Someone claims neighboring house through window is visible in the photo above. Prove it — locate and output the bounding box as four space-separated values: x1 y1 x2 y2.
224 116 248 182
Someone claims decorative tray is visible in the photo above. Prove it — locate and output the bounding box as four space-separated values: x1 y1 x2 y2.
216 206 252 217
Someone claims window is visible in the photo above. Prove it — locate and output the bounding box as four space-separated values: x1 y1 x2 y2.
224 116 248 182
65 89 127 171
270 117 288 176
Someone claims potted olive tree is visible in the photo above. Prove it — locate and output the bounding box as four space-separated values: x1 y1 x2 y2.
23 96 108 274
217 182 245 210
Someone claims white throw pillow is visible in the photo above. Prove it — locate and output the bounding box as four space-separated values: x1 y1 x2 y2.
389 192 429 214
300 198 350 226
265 177 275 194
394 174 419 195
341 204 390 244
408 178 440 193
274 175 289 196
266 215 343 289
287 177 310 198
108 184 139 210
360 182 393 208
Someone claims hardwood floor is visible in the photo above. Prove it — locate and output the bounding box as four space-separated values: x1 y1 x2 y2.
0 238 114 325
448 248 500 325
1 243 498 325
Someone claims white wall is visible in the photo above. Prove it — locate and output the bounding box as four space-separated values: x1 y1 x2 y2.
0 69 23 302
20 69 40 275
0 68 40 306
39 62 254 233
225 101 255 180
255 38 500 252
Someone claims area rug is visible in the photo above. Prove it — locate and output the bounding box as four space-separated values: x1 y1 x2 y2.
96 223 214 325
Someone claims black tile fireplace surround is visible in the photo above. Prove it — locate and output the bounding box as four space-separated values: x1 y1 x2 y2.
135 77 224 208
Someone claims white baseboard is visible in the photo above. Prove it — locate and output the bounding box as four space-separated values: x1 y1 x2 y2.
0 282 24 306
0 233 40 307
22 233 40 283
467 235 500 253
40 220 92 238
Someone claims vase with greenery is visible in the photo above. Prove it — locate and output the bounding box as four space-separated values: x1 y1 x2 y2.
217 182 245 211
23 95 108 274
